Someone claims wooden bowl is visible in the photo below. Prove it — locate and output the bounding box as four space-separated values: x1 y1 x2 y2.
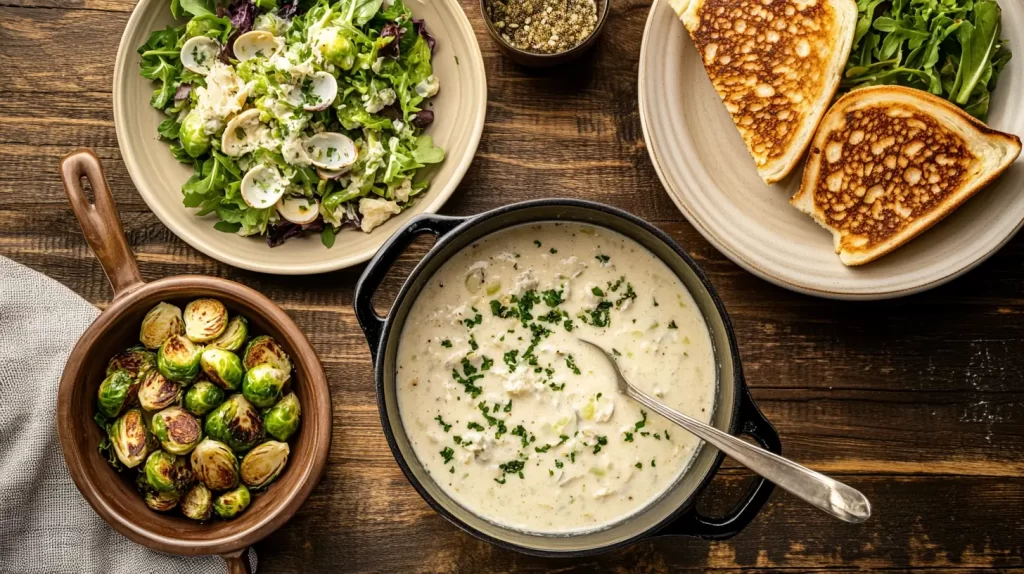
56 150 332 573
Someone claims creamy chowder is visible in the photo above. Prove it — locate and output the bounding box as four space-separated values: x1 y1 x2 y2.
396 222 717 534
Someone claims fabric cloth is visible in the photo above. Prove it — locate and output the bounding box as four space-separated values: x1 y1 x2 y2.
0 256 255 573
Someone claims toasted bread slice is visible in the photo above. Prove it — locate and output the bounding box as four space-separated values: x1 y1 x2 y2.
669 0 857 183
791 86 1022 266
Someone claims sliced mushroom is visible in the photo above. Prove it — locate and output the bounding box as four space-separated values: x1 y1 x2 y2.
181 36 221 76
221 109 265 157
305 132 357 170
276 196 320 225
302 71 338 112
232 30 283 62
240 164 288 210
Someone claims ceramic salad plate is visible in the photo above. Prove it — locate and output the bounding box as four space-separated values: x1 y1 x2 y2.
638 0 1024 300
113 0 486 274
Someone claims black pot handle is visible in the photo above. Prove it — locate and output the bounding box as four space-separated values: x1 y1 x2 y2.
657 384 781 540
354 213 466 362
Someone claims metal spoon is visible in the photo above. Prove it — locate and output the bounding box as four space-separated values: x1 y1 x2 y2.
579 339 871 524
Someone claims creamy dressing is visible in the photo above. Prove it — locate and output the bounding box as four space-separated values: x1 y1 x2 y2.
396 222 717 534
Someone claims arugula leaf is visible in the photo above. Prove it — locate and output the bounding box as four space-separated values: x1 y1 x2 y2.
954 0 1001 105
179 0 217 17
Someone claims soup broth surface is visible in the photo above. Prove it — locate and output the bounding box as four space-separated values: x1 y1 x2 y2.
396 222 717 534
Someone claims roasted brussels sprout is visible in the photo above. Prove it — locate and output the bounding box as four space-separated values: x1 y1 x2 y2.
181 483 213 521
179 110 210 158
183 298 228 343
264 392 301 442
208 315 248 352
243 335 292 373
144 450 194 492
190 438 239 491
204 394 265 453
96 369 139 419
144 488 180 512
150 406 202 455
213 484 251 519
184 380 225 416
157 334 202 383
240 441 290 489
137 369 182 412
242 364 288 408
139 302 184 350
200 348 244 391
106 348 156 378
318 28 356 70
108 408 150 469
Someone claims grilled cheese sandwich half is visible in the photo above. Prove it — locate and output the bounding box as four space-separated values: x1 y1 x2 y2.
670 0 857 183
791 85 1022 266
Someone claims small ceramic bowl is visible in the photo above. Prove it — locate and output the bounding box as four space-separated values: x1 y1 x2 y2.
480 0 610 67
56 150 332 573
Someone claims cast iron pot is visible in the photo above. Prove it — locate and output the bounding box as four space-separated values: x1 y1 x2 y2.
354 199 782 556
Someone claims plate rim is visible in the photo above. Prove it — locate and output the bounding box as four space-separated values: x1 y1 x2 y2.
637 0 1024 300
112 0 487 275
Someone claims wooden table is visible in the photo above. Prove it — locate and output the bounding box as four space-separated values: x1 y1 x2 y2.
2 0 1023 571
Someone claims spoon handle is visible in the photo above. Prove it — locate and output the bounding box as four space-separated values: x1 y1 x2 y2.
626 386 871 524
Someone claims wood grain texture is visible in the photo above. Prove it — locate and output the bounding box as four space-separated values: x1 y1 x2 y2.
1 0 1023 571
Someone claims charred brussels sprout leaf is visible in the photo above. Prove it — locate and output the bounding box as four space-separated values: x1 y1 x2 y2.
201 348 244 390
264 392 301 441
179 110 211 159
184 380 226 416
191 438 240 491
240 440 290 489
181 483 214 520
242 335 292 373
183 298 228 342
242 363 288 408
138 369 182 411
150 406 202 455
204 394 264 453
106 348 156 378
208 315 248 352
109 408 151 469
139 302 185 349
157 334 202 383
213 483 251 519
97 370 139 419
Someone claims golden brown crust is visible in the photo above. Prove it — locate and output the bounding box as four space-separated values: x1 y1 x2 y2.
685 0 855 182
792 85 1022 265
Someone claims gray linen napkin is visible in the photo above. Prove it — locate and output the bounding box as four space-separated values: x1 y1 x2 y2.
0 256 255 573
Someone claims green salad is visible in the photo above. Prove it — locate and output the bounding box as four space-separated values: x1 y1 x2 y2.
843 0 1011 121
138 0 444 247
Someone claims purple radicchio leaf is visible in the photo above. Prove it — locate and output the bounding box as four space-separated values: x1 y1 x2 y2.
278 0 307 18
379 104 403 121
266 215 326 248
379 22 405 59
342 202 362 229
410 109 434 128
174 83 192 101
222 0 257 60
413 19 436 53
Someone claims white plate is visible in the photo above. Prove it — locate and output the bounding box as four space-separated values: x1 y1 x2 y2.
113 0 486 275
638 0 1024 299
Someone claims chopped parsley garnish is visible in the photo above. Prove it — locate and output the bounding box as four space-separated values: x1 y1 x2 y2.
653 298 659 307
467 422 485 431
515 290 541 326
570 452 576 463
440 447 454 464
434 415 452 432
665 430 671 440
461 357 477 376
503 400 513 413
592 436 608 454
535 444 552 453
555 460 564 469
651 459 656 467
550 248 557 254
503 349 519 371
591 286 605 297
608 277 625 292
624 432 634 442
654 433 662 440
635 462 643 469
481 356 494 371
549 381 565 391
615 283 637 308
453 435 463 444
510 425 533 448
635 410 648 431
490 299 514 319
495 459 526 483
537 309 563 323
440 339 453 348
563 319 574 331
450 466 455 474
542 289 564 307
558 434 569 444
468 336 479 351
579 301 613 328
534 240 542 247
668 320 678 329
452 359 484 397
565 355 581 375
463 309 483 328
595 254 610 264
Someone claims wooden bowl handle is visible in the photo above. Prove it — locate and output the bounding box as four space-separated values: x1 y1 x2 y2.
222 552 250 574
59 149 144 300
